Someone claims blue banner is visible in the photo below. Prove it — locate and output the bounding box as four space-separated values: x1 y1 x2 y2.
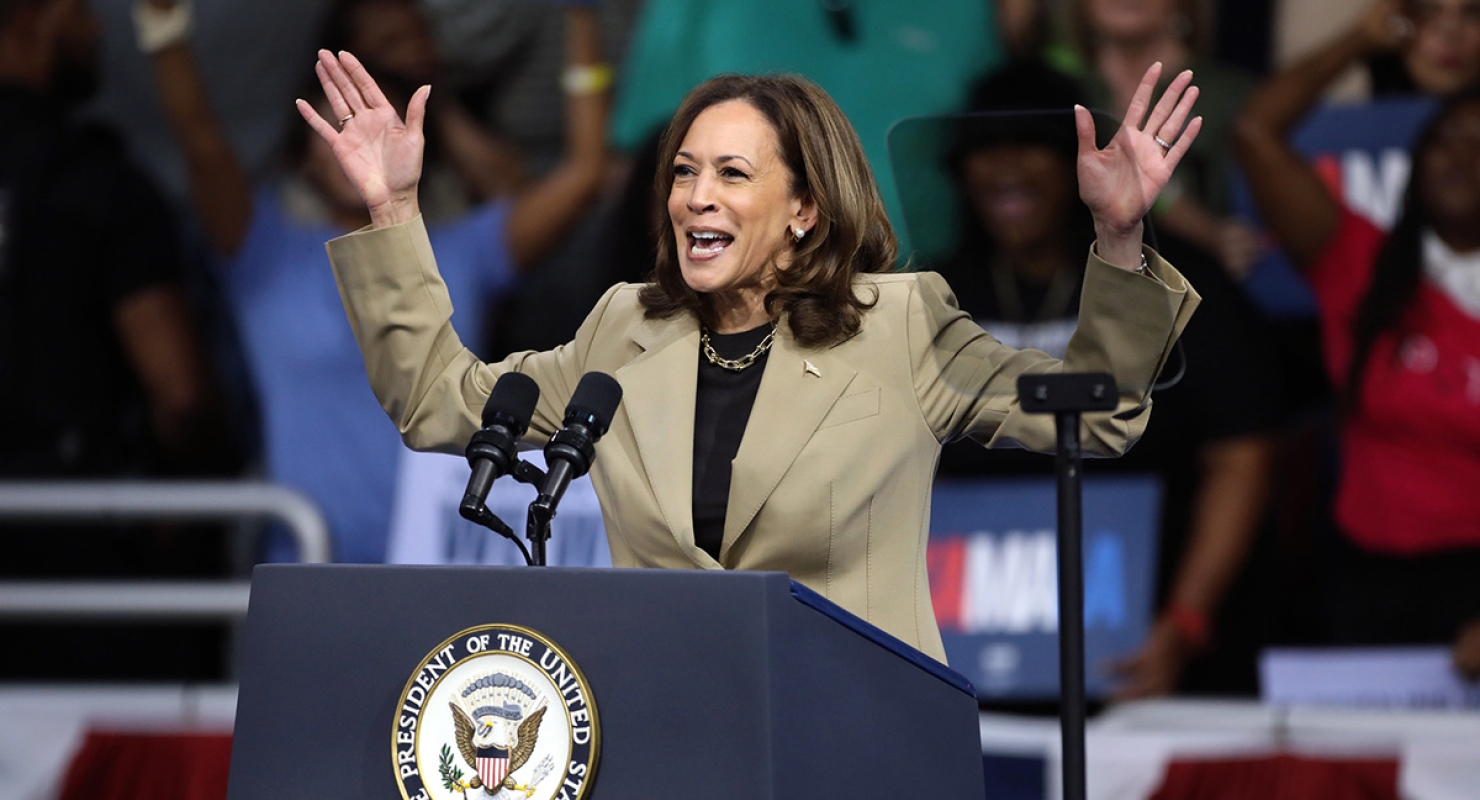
928 475 1161 699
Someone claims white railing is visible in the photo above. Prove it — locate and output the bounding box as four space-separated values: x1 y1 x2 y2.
0 481 329 620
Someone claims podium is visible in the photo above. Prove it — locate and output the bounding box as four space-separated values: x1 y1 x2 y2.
226 565 985 799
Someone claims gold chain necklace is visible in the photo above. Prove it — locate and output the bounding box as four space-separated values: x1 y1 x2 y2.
700 323 778 371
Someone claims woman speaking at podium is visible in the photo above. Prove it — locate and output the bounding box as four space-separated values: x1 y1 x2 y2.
303 51 1200 663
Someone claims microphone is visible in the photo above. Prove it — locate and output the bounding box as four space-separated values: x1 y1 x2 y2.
529 372 622 536
460 372 540 521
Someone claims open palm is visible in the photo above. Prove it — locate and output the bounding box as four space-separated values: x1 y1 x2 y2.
1076 64 1202 238
297 50 428 223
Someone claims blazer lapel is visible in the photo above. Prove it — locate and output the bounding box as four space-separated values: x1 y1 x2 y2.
614 315 708 565
719 328 854 562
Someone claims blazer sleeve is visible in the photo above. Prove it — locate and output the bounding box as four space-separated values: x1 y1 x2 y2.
911 245 1200 456
326 215 623 454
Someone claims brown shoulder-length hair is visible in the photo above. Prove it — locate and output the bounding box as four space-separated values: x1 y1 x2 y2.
637 73 898 349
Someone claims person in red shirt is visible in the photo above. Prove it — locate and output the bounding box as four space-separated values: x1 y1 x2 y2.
1236 1 1480 658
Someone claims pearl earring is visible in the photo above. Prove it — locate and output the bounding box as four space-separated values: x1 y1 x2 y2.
793 227 806 242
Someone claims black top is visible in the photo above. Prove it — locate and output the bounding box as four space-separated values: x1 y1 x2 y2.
0 87 228 684
0 85 183 476
691 323 773 560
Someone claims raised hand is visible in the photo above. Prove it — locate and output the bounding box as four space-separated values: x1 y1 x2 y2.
1356 0 1414 53
1106 618 1188 701
1075 63 1201 268
296 50 429 228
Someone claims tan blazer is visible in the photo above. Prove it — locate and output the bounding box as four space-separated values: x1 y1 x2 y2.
327 218 1199 663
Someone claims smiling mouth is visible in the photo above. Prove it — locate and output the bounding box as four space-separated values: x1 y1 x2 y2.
688 231 734 257
985 187 1037 220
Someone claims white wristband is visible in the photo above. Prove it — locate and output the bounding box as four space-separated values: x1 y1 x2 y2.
132 1 193 54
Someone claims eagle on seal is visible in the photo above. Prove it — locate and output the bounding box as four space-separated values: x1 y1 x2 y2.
449 672 548 796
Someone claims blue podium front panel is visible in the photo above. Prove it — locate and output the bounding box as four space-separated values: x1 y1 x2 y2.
227 565 982 800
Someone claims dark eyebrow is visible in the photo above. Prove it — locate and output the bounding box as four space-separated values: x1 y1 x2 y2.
675 151 756 169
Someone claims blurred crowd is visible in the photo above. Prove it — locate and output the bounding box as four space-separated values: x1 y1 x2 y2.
1 0 1478 696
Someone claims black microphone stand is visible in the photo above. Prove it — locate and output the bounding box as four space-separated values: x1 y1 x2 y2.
509 460 551 566
458 459 547 567
527 503 553 567
458 503 532 565
1017 372 1117 800
526 457 570 567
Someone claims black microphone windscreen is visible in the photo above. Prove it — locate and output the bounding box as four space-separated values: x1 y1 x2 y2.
483 372 540 431
566 372 623 431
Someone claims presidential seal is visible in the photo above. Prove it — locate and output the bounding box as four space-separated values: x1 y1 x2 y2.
393 625 598 800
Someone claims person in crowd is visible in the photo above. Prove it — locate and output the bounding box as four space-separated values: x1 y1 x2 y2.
1273 0 1480 102
1 0 229 481
934 60 1283 697
1368 0 1480 96
1058 0 1261 278
1235 0 1480 656
997 0 1052 60
606 1 1003 263
414 0 643 356
317 0 527 219
137 0 609 562
305 50 1202 662
0 0 235 679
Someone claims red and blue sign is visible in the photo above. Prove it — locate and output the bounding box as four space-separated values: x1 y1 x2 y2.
928 475 1161 699
1233 96 1438 318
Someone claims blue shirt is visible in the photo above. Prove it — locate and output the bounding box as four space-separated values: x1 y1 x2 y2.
220 187 515 562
